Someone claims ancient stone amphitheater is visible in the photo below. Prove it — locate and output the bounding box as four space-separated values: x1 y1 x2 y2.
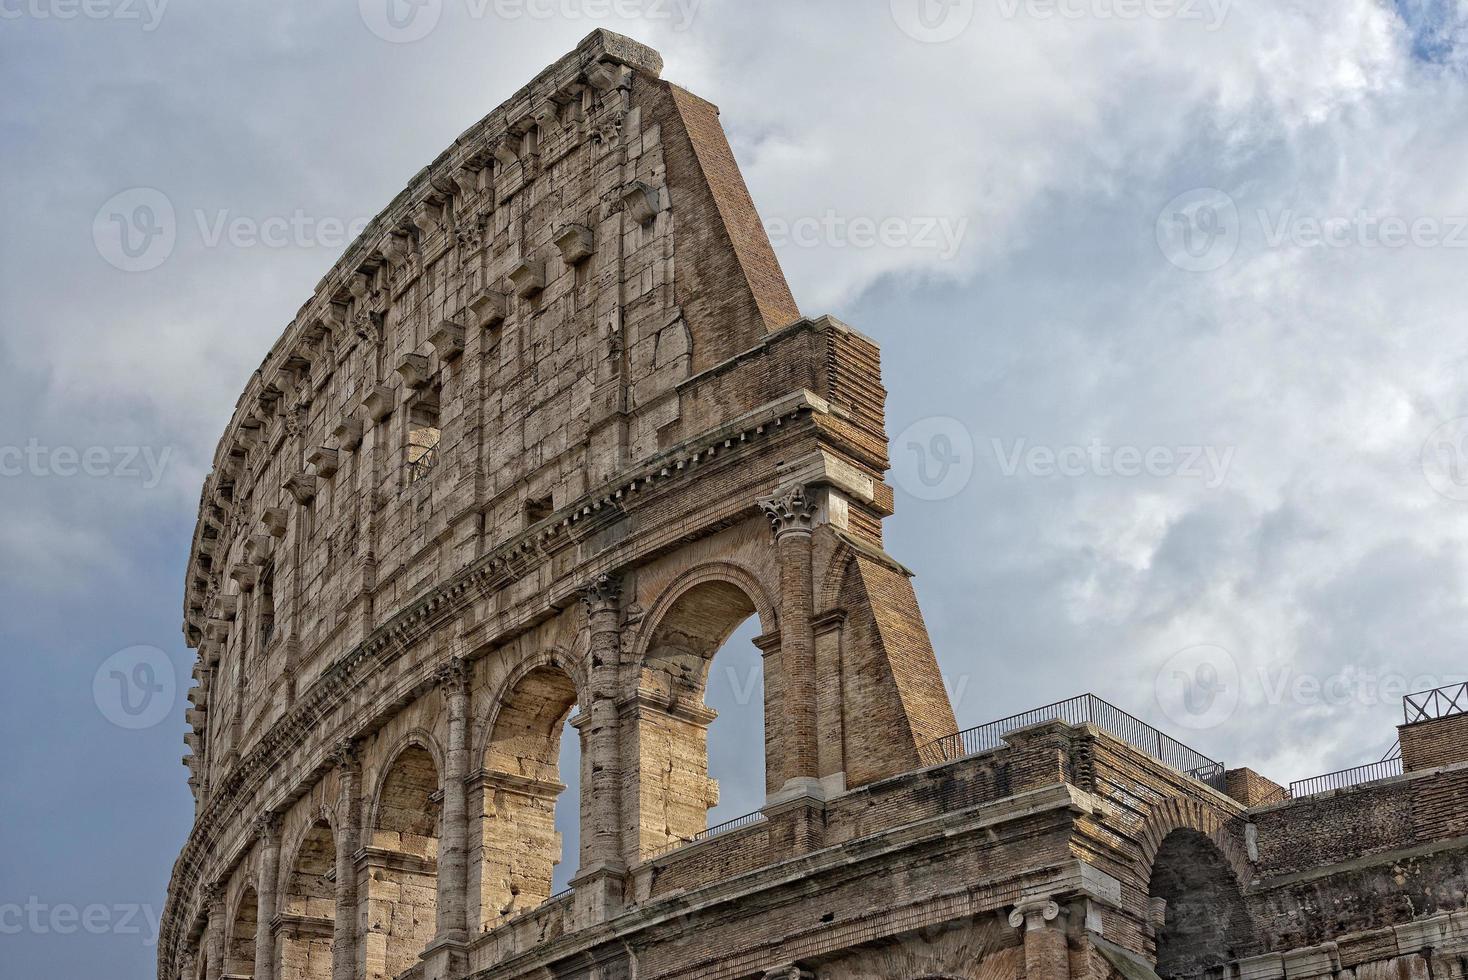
164 29 1468 980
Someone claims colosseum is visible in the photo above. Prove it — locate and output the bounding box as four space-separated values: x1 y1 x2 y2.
164 29 1468 980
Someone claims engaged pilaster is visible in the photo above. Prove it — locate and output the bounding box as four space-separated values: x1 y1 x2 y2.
204 886 225 980
758 485 820 794
574 572 629 922
331 741 360 980
254 813 282 980
434 658 472 946
1009 898 1071 980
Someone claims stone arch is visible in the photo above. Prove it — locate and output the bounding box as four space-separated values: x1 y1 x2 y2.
817 535 856 615
472 654 584 927
473 647 589 765
1148 829 1258 977
1135 796 1258 978
364 738 443 980
225 884 258 978
366 731 445 837
634 560 778 706
1134 795 1252 890
278 818 335 980
628 563 777 858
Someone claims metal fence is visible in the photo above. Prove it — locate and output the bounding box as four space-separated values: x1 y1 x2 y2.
645 809 768 860
917 694 1228 792
1405 682 1468 724
1289 757 1404 800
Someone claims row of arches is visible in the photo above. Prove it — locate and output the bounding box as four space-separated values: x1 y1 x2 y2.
205 576 772 980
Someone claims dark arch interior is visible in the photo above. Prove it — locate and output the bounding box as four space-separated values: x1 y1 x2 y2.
1148 830 1257 978
642 580 758 707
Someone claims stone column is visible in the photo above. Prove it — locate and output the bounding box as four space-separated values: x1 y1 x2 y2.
759 485 820 792
178 942 198 980
332 741 361 980
581 573 626 867
435 658 472 943
1009 899 1070 980
575 573 628 921
254 813 283 980
205 886 225 980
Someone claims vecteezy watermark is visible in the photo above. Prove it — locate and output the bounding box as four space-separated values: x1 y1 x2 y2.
0 0 169 30
1156 644 1242 731
93 188 374 272
93 646 177 730
1158 187 1468 272
893 416 977 501
0 899 162 944
993 438 1236 489
889 0 976 43
0 440 173 488
994 0 1230 29
93 188 177 273
712 662 974 712
1422 417 1468 502
763 211 969 261
1156 644 1460 731
359 0 700 43
1155 188 1241 273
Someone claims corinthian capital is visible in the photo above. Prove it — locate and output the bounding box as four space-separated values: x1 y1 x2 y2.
758 484 818 539
435 656 472 696
332 739 360 773
257 811 282 844
580 572 623 616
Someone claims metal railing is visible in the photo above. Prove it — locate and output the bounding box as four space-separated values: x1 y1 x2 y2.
1405 682 1468 724
918 694 1228 792
645 809 768 860
407 444 439 484
1288 756 1404 800
693 809 766 843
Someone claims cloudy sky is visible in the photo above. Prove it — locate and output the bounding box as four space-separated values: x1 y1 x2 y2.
4 0 1468 974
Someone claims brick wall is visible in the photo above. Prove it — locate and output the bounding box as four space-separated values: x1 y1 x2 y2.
1400 711 1468 772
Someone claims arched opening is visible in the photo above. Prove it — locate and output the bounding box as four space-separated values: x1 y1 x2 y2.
225 885 258 978
278 820 335 980
1148 830 1257 978
475 664 579 928
636 578 766 856
367 744 441 980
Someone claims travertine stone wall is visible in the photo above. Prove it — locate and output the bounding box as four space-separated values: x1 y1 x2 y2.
163 29 1468 980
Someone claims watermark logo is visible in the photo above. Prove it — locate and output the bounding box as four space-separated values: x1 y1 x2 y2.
894 416 976 501
995 0 1230 29
93 646 176 730
92 189 376 272
890 0 975 43
0 899 161 944
1422 417 1468 502
359 0 442 42
0 0 170 30
0 440 174 488
360 0 699 42
1155 644 1241 731
1156 187 1240 273
93 188 176 273
763 210 969 261
992 438 1235 488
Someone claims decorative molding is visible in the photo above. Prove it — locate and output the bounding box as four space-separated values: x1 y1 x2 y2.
758 484 818 539
580 572 623 617
1008 898 1063 930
